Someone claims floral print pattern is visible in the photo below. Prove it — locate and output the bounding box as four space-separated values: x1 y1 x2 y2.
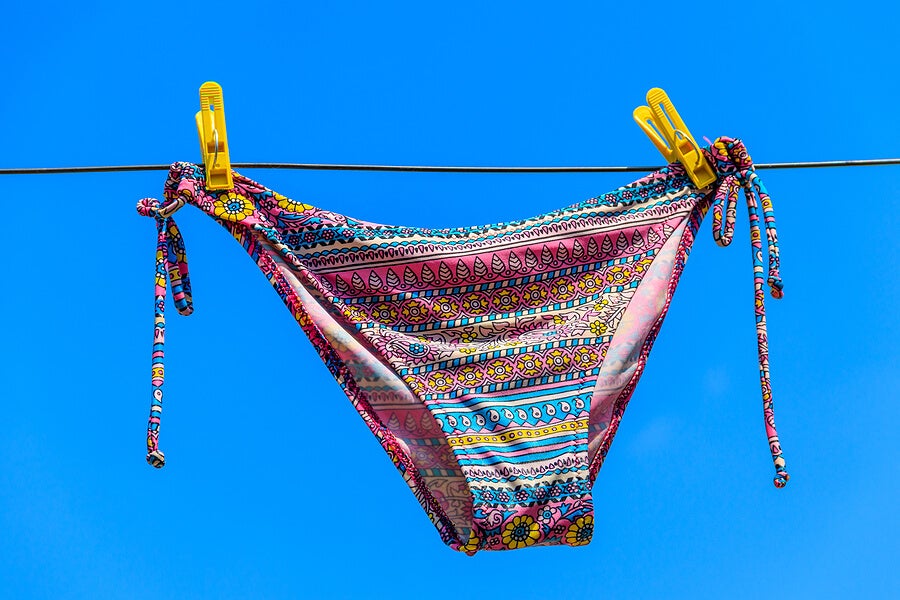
274 192 313 213
213 192 255 222
502 515 540 549
565 515 593 546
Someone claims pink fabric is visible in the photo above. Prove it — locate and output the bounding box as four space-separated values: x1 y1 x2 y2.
137 137 788 553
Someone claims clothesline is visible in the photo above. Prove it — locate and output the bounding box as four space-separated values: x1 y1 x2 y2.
1 158 899 175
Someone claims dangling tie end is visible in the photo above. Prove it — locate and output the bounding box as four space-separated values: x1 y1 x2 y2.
147 450 166 468
773 470 790 488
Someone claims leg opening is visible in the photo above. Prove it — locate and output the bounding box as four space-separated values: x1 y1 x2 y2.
587 218 693 478
276 258 475 545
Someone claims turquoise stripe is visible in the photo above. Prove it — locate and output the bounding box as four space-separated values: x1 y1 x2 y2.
427 382 587 411
453 431 582 454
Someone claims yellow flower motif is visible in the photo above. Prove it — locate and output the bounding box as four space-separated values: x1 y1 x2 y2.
461 292 490 315
552 315 566 325
590 320 608 336
565 515 593 546
456 365 484 387
522 283 548 307
403 375 423 392
578 272 602 294
343 305 367 322
427 371 454 393
633 257 654 273
485 359 514 382
516 353 543 377
502 515 540 549
491 289 521 312
605 265 633 285
371 302 399 324
459 530 480 554
274 192 313 213
546 348 571 373
212 192 255 222
459 327 478 343
432 297 460 319
400 299 429 324
551 278 576 301
574 346 599 367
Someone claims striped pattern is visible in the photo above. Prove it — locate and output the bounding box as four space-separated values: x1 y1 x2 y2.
138 136 788 553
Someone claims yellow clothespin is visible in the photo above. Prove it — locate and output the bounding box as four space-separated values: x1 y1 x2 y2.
633 88 716 189
196 81 233 190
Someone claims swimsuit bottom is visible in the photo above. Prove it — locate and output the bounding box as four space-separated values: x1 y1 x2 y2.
137 137 788 554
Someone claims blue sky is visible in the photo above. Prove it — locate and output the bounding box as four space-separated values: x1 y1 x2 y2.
2 2 898 599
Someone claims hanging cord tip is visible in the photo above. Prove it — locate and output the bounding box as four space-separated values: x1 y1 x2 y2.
774 471 790 488
773 456 789 488
147 450 166 468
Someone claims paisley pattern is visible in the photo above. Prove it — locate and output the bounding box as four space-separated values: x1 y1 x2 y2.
137 136 788 553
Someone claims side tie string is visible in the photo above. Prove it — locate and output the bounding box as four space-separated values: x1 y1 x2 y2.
136 197 193 468
709 139 789 488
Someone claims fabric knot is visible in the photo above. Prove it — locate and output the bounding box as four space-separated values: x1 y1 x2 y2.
147 449 166 469
773 471 790 489
707 138 784 298
708 138 755 175
138 195 188 220
136 197 161 218
706 137 789 488
140 197 194 467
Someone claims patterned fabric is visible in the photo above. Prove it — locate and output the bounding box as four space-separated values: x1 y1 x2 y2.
135 198 193 467
137 136 788 553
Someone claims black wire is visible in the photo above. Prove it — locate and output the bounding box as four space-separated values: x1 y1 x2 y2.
0 158 899 175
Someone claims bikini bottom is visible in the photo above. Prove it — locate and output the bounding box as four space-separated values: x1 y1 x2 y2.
136 137 788 554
